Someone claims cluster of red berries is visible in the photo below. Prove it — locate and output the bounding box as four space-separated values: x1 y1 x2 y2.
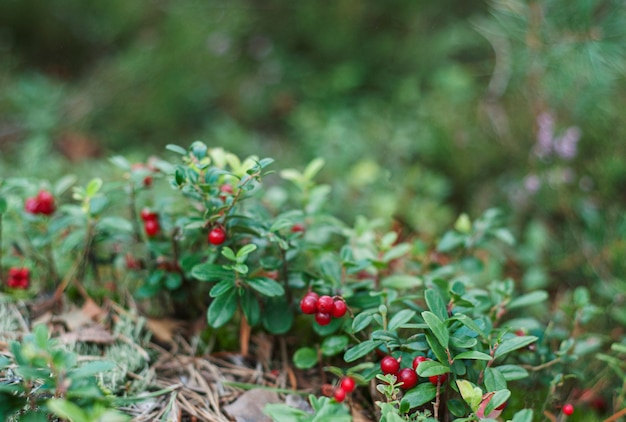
140 208 160 237
208 227 226 245
333 376 356 402
7 267 30 289
379 355 448 390
299 292 348 326
24 190 56 216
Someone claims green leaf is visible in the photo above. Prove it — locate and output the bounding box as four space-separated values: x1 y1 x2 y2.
319 255 341 284
454 351 492 361
210 279 235 297
484 367 507 391
484 389 511 416
0 197 7 214
236 244 258 259
451 314 487 339
109 155 131 170
241 289 260 326
402 382 437 408
191 263 233 282
321 335 349 357
352 313 373 333
495 364 529 381
207 288 238 328
494 336 537 359
47 399 89 422
303 157 325 180
388 310 416 331
262 296 293 334
507 291 548 310
456 379 483 412
425 289 448 322
246 277 284 297
382 243 411 262
422 311 449 349
344 340 383 363
425 332 448 364
97 216 133 233
68 360 114 380
511 409 534 422
293 347 318 369
221 247 237 261
437 231 465 252
416 360 450 377
166 144 188 155
164 272 183 290
493 228 515 245
380 274 422 289
85 178 103 197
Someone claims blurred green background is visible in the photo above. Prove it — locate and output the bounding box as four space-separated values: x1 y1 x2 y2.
1 0 625 294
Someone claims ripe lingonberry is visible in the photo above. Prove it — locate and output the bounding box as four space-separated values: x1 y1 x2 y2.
429 373 448 386
291 223 305 233
208 227 226 245
305 291 319 300
331 299 347 318
340 377 356 393
7 267 30 289
220 184 233 195
140 208 157 221
144 219 160 237
563 403 574 416
397 368 418 390
36 190 56 215
412 355 430 370
315 312 331 326
380 356 400 375
317 295 334 313
333 387 346 402
24 197 39 214
299 295 318 314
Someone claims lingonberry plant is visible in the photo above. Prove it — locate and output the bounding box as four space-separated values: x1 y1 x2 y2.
0 141 617 420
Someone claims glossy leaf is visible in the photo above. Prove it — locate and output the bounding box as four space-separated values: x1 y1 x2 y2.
207 288 238 328
422 311 449 349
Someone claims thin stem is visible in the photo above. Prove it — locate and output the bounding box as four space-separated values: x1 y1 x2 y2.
434 378 441 420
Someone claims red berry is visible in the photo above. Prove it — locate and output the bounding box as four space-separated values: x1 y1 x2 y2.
305 291 319 300
140 208 157 221
340 377 356 393
332 299 347 318
144 219 160 237
143 175 153 187
315 312 331 326
429 373 448 386
291 223 305 233
412 355 430 370
496 401 507 411
24 197 40 214
220 184 233 195
333 387 346 402
7 267 29 289
397 368 418 390
36 190 56 215
317 295 334 313
380 356 400 375
208 227 226 245
562 403 574 416
299 295 318 314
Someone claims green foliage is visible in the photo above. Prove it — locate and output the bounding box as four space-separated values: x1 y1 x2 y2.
0 325 129 421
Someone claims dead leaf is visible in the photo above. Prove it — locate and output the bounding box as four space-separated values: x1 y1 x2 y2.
223 389 280 422
81 298 107 322
146 318 183 344
58 324 115 344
